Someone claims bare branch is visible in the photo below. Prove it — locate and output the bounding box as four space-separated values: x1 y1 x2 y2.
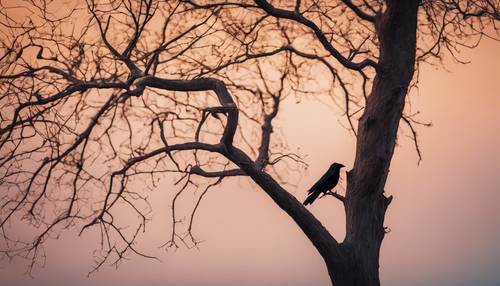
254 0 378 71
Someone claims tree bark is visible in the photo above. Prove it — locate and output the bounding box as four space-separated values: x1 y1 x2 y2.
328 1 420 285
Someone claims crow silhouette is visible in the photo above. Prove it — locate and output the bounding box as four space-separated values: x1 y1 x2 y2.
303 163 345 205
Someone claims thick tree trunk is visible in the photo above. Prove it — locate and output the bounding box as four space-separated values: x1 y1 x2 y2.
327 2 420 285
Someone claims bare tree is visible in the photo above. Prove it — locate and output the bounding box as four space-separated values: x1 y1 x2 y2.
0 0 498 285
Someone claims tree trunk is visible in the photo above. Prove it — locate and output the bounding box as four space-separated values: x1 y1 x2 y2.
327 2 420 285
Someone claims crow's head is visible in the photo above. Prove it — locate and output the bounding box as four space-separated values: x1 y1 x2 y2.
330 162 345 169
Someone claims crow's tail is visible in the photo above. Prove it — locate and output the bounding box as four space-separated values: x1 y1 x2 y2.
303 191 320 205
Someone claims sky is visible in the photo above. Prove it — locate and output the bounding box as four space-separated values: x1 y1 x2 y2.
1 12 500 286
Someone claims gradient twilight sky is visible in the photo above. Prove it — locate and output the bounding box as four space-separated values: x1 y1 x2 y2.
1 22 500 286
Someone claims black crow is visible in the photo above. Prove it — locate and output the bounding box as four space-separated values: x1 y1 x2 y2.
303 162 345 205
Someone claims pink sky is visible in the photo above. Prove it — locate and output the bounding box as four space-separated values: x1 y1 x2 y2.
1 22 499 286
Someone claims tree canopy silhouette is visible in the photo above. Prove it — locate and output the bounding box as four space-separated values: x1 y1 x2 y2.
0 1 498 285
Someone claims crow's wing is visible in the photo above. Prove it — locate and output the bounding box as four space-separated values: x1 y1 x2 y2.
307 169 335 194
